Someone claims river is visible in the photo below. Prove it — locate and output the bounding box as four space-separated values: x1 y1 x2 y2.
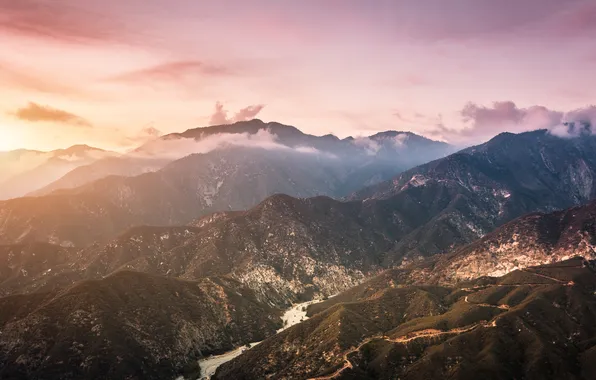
197 297 328 379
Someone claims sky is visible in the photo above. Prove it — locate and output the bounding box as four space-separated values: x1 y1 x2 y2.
0 0 594 151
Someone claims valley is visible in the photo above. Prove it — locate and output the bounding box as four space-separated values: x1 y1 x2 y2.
199 297 331 379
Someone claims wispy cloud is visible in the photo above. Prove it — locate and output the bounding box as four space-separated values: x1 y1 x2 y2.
0 0 131 44
350 133 409 156
108 60 234 84
209 102 266 125
134 129 332 160
110 125 162 150
542 1 596 39
392 0 588 43
0 61 82 95
11 102 92 127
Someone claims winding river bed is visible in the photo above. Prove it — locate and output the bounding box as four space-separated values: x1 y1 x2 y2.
198 298 327 379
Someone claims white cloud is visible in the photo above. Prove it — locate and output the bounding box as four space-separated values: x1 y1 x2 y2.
549 106 596 138
351 133 408 155
392 133 409 147
351 137 380 156
133 129 334 160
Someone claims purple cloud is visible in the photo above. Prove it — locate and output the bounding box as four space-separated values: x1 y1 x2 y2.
545 1 596 38
427 101 596 143
0 0 132 44
461 101 562 134
208 102 266 125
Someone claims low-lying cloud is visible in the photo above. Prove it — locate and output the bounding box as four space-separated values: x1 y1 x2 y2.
351 133 409 156
549 106 596 137
209 102 266 125
11 102 92 127
54 149 118 163
427 101 596 144
135 129 334 160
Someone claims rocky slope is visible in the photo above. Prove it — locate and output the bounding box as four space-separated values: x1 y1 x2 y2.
0 271 281 380
215 258 596 379
403 199 596 285
0 242 81 297
0 194 400 305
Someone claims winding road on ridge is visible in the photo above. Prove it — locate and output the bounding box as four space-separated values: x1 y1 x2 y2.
308 267 579 380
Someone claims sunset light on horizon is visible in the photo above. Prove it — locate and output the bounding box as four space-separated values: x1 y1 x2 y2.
1 0 595 151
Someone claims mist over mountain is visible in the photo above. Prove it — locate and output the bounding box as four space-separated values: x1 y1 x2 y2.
32 120 452 197
0 120 452 247
0 149 48 183
0 145 118 200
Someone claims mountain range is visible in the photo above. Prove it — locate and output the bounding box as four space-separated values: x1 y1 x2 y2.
0 120 452 247
29 120 452 199
3 127 596 305
2 119 596 379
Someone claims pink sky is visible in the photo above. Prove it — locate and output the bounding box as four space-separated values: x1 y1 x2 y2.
0 0 594 151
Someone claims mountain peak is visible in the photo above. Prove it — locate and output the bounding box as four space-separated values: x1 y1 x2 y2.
59 144 105 154
177 119 304 140
368 130 412 138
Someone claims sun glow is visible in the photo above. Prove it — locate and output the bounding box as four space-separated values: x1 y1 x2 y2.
0 124 26 152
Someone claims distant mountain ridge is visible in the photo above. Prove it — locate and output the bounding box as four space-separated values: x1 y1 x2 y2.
0 145 118 200
0 120 452 247
33 119 451 197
